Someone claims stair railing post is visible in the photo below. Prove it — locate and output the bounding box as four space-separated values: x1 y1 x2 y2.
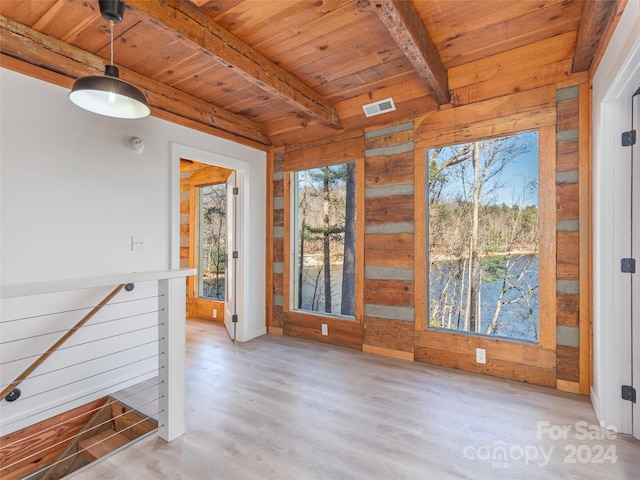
157 277 186 442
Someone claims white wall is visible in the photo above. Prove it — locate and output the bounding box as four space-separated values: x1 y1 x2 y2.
592 0 640 434
0 68 266 434
1 68 265 284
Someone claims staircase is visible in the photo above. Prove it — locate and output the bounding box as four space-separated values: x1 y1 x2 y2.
0 397 157 480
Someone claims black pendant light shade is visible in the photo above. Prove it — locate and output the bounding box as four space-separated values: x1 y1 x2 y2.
69 65 150 119
69 0 149 119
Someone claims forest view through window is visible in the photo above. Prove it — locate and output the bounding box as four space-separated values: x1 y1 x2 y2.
428 131 539 342
294 162 356 317
198 183 226 301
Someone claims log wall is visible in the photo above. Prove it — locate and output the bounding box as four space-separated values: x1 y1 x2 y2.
555 86 581 390
362 122 416 361
269 149 285 334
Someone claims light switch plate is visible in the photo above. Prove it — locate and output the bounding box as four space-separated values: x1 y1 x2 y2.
132 235 146 252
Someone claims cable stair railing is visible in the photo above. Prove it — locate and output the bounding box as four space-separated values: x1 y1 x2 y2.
0 284 127 403
0 269 193 480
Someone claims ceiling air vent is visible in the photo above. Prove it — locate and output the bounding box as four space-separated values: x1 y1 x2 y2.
362 97 396 118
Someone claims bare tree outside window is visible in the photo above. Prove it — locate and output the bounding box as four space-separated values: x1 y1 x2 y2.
294 163 356 317
427 131 539 342
198 183 226 301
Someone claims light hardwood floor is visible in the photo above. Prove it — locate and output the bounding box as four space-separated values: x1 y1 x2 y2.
73 318 638 480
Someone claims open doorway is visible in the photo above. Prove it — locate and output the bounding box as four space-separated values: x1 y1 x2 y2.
171 143 267 343
180 160 238 340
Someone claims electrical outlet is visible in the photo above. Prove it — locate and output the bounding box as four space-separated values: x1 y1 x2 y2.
476 348 486 364
321 324 328 336
213 309 217 319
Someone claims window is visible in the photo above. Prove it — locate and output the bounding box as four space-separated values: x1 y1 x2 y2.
427 131 539 342
198 183 226 301
293 162 356 317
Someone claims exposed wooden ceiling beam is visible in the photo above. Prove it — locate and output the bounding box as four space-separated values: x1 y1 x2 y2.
369 0 450 105
0 15 270 147
126 0 343 130
572 0 619 73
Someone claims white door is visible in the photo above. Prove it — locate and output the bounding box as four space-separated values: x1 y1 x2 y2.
632 89 640 440
224 171 237 341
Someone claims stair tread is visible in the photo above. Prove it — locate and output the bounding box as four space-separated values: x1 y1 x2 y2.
78 428 131 461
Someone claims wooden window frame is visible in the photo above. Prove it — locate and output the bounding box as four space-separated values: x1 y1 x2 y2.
421 131 546 344
283 155 365 326
414 110 557 386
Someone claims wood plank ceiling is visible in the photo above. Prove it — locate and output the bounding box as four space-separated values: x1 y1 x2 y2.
0 0 622 148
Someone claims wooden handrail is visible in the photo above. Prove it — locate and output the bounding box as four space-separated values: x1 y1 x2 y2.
1 284 126 401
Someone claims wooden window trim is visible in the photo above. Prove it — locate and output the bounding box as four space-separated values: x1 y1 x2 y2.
283 158 365 325
414 124 556 387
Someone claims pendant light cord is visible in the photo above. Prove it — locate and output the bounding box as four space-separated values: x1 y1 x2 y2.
109 19 114 66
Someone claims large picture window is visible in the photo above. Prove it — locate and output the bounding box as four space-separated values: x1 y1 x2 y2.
293 162 356 317
427 131 539 342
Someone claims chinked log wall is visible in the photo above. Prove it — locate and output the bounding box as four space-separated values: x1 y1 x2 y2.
555 83 590 395
362 123 416 361
269 149 286 334
267 34 590 394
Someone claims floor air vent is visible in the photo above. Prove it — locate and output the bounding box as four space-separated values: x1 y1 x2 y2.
362 97 396 117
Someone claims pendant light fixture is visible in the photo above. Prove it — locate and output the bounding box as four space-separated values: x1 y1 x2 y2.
69 0 150 119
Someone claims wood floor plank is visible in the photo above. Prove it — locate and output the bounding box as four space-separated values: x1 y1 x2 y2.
73 319 639 480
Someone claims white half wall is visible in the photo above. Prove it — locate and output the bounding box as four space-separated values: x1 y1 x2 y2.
0 281 160 435
591 0 640 434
